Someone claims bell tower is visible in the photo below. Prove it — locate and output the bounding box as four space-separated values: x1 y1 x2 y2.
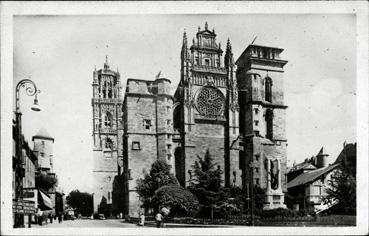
236 44 288 209
92 56 123 214
173 22 240 188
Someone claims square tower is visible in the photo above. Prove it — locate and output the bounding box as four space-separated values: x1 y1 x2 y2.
122 77 174 217
236 44 288 209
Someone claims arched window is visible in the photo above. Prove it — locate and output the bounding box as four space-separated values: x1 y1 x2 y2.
173 105 181 131
104 112 113 128
108 87 112 98
265 109 273 140
265 77 273 102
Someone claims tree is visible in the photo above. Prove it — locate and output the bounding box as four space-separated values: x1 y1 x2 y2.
35 172 58 192
326 144 356 215
188 149 225 216
152 185 199 217
136 160 178 210
66 189 93 216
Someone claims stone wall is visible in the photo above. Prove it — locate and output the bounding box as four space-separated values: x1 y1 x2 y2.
123 78 173 217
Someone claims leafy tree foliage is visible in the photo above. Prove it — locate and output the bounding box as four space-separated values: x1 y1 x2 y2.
188 149 226 216
326 144 356 215
136 160 178 209
66 189 93 216
35 172 58 192
152 185 199 216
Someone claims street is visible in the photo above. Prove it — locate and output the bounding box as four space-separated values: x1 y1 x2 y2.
31 218 244 228
32 219 138 228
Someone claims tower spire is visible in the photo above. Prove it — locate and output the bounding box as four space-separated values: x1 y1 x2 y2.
182 29 187 47
225 38 233 68
104 55 109 69
205 21 208 30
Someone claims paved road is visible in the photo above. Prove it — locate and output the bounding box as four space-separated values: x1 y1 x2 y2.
32 219 138 228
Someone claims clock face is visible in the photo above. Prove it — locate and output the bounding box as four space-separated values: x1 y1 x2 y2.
196 87 225 117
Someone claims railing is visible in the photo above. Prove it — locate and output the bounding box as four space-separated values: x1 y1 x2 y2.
192 65 226 74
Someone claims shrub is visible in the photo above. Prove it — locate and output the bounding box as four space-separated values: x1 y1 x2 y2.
214 200 241 218
152 185 199 217
260 208 299 219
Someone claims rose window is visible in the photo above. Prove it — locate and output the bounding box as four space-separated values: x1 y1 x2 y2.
196 87 225 117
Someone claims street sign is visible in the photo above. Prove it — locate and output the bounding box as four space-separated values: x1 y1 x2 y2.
13 200 36 214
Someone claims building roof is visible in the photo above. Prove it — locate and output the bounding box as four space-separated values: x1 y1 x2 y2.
32 128 54 142
288 161 317 173
287 163 339 189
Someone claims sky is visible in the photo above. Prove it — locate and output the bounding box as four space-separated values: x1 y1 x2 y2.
13 14 356 194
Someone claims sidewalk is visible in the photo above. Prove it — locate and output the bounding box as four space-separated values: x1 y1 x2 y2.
141 221 248 228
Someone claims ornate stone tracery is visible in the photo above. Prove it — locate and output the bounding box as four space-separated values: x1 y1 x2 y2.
195 86 225 117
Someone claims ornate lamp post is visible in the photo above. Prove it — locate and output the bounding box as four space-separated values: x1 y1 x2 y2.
14 79 41 228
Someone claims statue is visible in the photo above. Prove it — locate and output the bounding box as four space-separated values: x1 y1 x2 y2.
270 159 279 190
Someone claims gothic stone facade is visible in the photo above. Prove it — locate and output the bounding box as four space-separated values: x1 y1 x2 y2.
92 59 124 214
121 78 174 216
173 23 241 189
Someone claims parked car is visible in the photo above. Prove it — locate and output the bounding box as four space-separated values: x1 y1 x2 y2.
98 214 106 220
64 209 76 220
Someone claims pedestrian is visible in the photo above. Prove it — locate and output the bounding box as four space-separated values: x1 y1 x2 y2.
138 212 145 226
155 212 163 228
49 214 53 223
58 214 62 223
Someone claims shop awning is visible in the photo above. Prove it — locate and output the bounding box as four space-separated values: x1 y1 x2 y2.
38 190 53 210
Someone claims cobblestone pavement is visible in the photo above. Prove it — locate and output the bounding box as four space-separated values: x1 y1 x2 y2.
32 219 138 228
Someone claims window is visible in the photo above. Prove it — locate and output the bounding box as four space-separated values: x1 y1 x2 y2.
255 167 259 173
254 120 259 126
108 192 110 201
104 112 113 128
265 109 273 140
41 141 45 147
195 56 199 65
216 59 220 67
265 77 273 102
167 154 172 161
105 138 113 149
254 108 259 115
255 178 260 185
132 141 141 150
204 59 210 66
40 152 44 157
166 119 171 125
143 119 151 130
255 154 260 161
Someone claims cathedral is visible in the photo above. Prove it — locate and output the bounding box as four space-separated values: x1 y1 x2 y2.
92 22 288 217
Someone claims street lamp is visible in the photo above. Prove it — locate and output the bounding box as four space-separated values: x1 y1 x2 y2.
14 79 41 228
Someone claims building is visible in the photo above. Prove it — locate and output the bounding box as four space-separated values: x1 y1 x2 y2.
173 22 241 188
32 128 58 216
92 22 290 215
235 44 288 209
12 122 38 227
91 57 124 214
32 128 55 173
121 76 174 216
287 143 356 212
